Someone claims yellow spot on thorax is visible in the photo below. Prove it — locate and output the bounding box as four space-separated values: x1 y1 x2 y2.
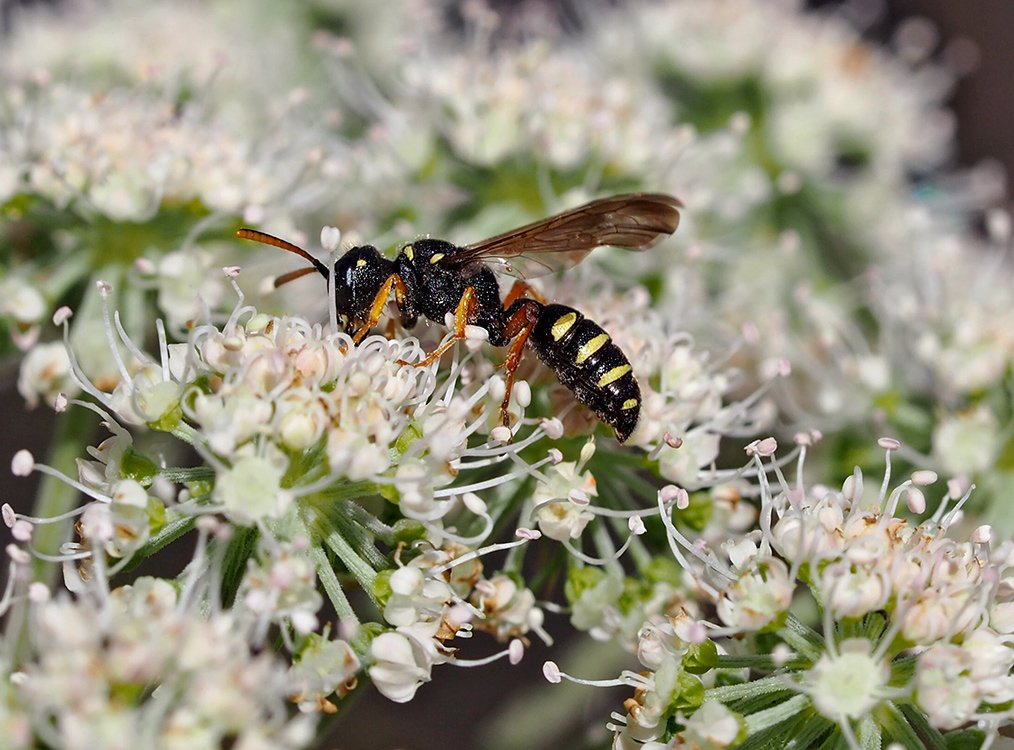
622 398 638 410
576 333 609 364
404 244 414 261
430 253 445 264
551 312 577 341
356 258 367 268
597 364 631 387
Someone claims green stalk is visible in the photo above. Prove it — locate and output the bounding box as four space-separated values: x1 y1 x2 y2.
309 544 357 624
744 694 809 735
321 527 380 610
29 407 96 584
706 674 796 703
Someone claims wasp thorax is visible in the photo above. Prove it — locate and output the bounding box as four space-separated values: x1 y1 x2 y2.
402 238 456 266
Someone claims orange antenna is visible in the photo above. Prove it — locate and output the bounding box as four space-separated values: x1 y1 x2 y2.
236 228 329 278
273 266 320 288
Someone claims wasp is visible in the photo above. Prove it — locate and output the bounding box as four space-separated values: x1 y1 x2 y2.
237 193 682 442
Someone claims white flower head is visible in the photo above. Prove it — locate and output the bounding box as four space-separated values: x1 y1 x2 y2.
807 638 889 721
216 454 292 526
533 461 597 541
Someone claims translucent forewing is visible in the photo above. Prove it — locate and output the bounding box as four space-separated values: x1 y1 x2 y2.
449 193 682 277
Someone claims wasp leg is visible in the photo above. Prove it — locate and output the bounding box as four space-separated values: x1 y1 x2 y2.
502 280 547 307
351 274 409 344
498 300 541 428
403 287 479 368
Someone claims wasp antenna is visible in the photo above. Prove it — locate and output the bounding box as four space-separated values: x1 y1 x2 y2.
235 228 329 278
273 266 320 288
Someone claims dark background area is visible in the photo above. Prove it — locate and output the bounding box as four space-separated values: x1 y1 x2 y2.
844 0 1014 195
0 2 1011 749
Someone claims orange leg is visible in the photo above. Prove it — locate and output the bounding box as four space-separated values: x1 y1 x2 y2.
403 287 479 368
352 274 409 343
503 279 547 307
498 301 540 428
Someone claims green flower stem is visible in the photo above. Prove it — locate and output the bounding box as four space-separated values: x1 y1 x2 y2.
878 701 942 750
170 422 200 445
706 674 795 703
122 515 197 572
715 654 807 671
40 249 92 301
744 694 809 735
29 406 96 584
308 543 357 625
158 466 216 484
779 612 826 662
896 703 948 750
857 715 881 750
338 499 395 546
321 527 381 611
333 501 388 571
624 522 652 569
591 522 625 576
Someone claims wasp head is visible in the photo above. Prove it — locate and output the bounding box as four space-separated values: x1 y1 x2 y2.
332 245 392 330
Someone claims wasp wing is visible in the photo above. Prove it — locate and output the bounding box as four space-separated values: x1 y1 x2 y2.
449 193 682 277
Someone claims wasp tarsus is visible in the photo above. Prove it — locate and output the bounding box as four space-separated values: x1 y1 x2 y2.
237 192 682 442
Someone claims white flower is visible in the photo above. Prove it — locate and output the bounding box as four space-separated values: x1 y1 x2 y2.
684 700 744 749
368 621 449 704
383 565 453 629
156 249 230 331
569 569 624 636
14 578 314 748
807 638 889 721
215 455 291 525
289 635 361 713
715 557 794 632
0 277 46 325
931 405 1000 476
238 540 323 635
915 645 979 730
533 461 597 541
17 341 77 408
470 574 541 642
657 433 721 489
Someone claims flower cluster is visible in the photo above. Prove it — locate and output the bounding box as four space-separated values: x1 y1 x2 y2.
558 438 1014 749
2 573 317 750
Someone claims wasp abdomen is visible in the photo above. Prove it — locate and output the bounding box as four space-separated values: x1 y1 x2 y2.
528 303 641 443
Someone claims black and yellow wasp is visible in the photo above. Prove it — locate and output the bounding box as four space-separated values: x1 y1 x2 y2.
238 193 682 442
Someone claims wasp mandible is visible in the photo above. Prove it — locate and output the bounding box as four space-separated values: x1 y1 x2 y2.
237 193 682 442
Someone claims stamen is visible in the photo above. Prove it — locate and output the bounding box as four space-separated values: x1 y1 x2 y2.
97 281 133 386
